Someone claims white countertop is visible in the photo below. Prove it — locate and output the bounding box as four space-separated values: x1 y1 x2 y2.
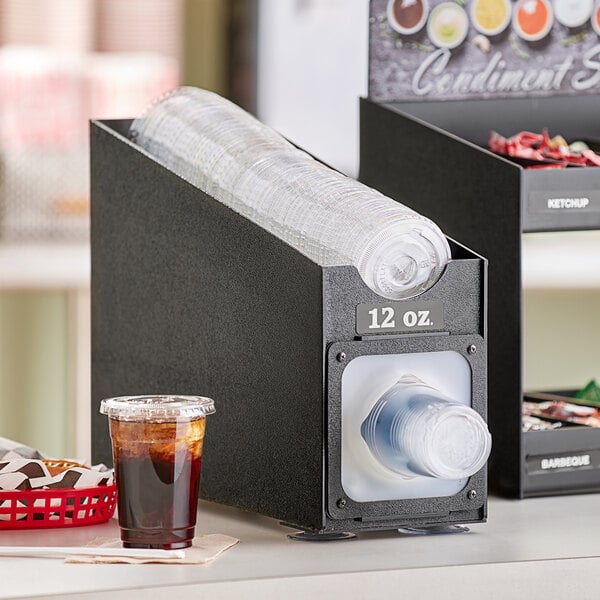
1 495 600 599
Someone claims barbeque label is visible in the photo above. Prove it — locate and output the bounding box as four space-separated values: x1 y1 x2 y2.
370 0 600 102
541 454 590 469
356 301 445 335
526 450 600 475
528 190 600 214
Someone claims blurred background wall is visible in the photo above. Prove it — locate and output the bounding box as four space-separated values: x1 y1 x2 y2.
0 0 370 460
0 0 231 459
0 0 596 460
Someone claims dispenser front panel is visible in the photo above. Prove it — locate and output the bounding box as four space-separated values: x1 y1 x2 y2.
326 335 487 528
341 350 473 501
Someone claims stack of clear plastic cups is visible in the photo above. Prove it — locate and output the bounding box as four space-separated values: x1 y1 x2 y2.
361 375 491 479
129 87 452 300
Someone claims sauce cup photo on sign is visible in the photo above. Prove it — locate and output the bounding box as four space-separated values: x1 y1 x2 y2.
387 0 430 35
471 0 512 36
593 0 600 34
553 0 593 28
427 2 469 48
512 0 554 41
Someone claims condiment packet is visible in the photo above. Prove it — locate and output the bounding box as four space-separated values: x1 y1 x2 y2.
489 129 600 168
575 379 600 407
65 534 240 564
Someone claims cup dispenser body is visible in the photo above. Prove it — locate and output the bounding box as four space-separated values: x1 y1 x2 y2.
90 119 488 533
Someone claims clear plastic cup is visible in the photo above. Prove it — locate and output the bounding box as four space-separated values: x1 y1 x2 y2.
130 87 451 300
100 395 215 549
361 376 491 479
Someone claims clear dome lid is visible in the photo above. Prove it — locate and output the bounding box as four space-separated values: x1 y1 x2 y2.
100 395 215 421
357 220 451 300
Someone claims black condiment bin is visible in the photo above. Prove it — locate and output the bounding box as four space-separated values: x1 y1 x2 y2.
359 93 600 497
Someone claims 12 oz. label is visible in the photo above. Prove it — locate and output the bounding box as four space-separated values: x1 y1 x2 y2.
356 301 445 335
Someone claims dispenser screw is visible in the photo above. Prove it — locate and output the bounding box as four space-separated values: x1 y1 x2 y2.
467 344 477 355
467 490 477 500
337 498 347 508
336 352 347 362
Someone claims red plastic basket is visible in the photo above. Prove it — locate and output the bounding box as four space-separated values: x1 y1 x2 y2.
0 484 117 529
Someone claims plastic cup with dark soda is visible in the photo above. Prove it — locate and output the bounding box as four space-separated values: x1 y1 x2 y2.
100 395 215 549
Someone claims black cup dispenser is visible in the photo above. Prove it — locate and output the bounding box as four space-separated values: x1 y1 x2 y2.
90 113 489 536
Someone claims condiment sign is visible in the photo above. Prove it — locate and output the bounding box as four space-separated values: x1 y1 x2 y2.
369 0 600 101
